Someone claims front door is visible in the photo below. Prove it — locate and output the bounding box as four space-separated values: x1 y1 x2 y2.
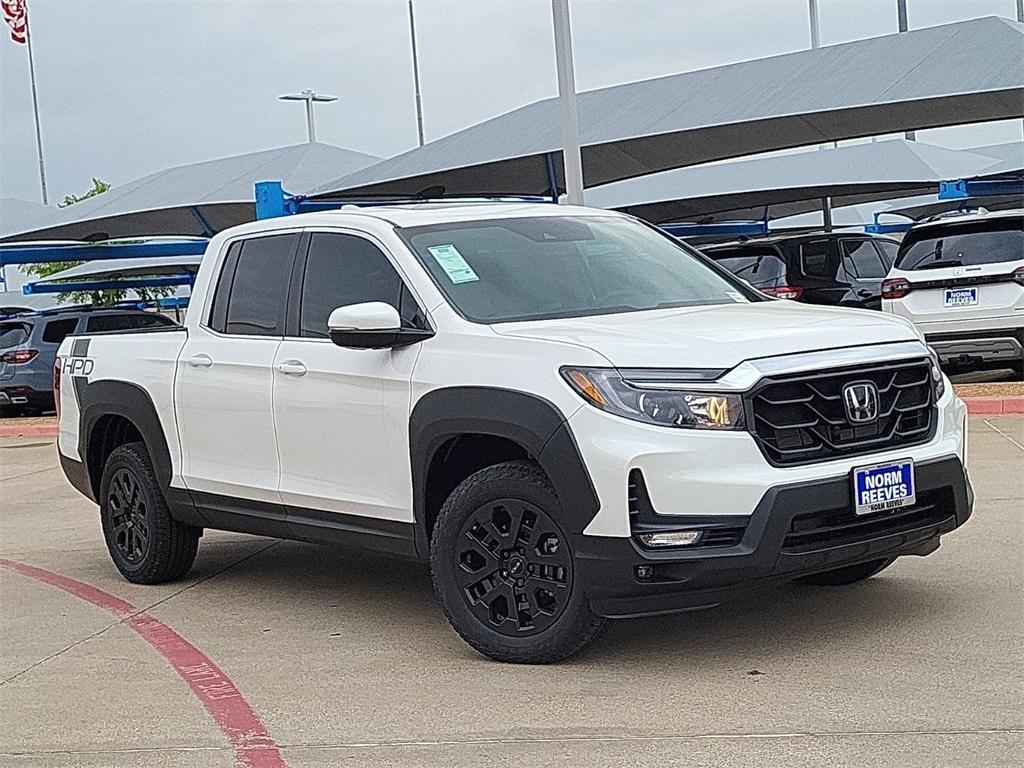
175 233 299 505
273 231 426 524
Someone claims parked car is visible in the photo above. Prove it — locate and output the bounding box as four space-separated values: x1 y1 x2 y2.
882 209 1024 375
0 307 177 416
55 204 970 663
701 232 900 309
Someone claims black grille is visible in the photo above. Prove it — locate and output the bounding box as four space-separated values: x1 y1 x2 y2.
783 490 953 553
748 359 936 466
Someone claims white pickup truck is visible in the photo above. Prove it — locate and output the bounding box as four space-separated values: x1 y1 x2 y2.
56 202 973 663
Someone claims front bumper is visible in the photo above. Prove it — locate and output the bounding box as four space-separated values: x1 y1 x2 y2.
575 455 972 619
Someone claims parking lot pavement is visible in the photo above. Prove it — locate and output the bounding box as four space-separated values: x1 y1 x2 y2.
1 418 1022 768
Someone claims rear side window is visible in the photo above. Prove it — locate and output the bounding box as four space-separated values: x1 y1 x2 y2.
41 318 78 345
298 233 406 338
799 239 842 281
211 235 298 336
876 239 899 268
86 313 175 333
0 322 31 349
840 239 888 278
705 247 787 289
895 218 1024 271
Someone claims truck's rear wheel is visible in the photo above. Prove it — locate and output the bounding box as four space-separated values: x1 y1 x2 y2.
796 557 896 586
99 442 199 584
430 460 605 663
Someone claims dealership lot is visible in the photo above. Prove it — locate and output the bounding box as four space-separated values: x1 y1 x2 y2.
1 416 1021 767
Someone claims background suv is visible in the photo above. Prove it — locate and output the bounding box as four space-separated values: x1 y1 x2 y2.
701 232 899 309
0 307 176 416
881 210 1023 376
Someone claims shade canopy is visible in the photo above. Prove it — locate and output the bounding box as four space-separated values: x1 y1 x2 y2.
29 254 204 284
310 16 1024 200
0 197 57 239
2 143 379 243
582 139 1020 223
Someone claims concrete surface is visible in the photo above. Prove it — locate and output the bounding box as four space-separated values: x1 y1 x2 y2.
1 418 1022 767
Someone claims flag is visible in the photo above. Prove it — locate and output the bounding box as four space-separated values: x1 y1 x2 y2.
2 0 27 44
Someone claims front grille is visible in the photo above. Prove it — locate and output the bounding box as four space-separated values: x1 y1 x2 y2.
782 489 953 553
747 358 936 466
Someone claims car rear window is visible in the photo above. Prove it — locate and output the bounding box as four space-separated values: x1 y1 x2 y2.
0 322 31 349
895 218 1024 271
86 313 176 333
704 247 787 288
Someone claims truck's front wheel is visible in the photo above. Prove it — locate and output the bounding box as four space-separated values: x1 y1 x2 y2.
99 442 199 584
430 460 606 663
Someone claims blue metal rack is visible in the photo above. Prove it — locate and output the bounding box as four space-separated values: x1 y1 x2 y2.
938 176 1024 200
864 212 914 234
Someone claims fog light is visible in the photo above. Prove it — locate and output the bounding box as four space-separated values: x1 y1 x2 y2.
637 530 704 547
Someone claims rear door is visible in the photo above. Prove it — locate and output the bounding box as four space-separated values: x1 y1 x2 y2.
175 233 300 507
889 217 1024 325
837 237 890 309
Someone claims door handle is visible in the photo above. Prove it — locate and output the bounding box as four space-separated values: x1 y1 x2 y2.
856 289 873 298
275 360 307 376
187 354 213 368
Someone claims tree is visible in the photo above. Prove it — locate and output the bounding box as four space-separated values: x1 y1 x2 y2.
22 178 175 306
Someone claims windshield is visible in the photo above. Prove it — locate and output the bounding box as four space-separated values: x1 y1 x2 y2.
895 218 1024 271
0 322 31 349
401 216 755 323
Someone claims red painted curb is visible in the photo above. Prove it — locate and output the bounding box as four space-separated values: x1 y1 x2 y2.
0 425 57 438
964 396 1024 416
0 558 287 768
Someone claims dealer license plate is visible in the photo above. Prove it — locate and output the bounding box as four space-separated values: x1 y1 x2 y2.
852 459 916 516
944 287 977 307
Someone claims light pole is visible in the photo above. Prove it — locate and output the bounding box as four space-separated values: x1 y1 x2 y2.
551 0 584 205
279 90 338 144
896 0 915 141
408 0 425 146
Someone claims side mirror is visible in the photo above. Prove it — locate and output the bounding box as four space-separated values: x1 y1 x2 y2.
327 302 433 349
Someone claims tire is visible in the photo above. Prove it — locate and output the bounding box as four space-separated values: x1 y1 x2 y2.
796 557 896 586
99 442 199 584
430 460 606 664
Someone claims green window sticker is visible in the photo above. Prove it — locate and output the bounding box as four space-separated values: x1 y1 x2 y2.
427 244 479 284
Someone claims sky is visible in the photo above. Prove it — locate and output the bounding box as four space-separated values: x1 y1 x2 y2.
1 0 1022 206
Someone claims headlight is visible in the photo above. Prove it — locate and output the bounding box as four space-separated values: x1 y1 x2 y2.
926 347 946 401
561 367 743 429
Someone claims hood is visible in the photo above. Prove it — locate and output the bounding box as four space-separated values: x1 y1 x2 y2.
492 300 922 369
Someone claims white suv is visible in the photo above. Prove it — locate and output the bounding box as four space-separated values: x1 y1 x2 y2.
55 203 972 663
882 209 1024 375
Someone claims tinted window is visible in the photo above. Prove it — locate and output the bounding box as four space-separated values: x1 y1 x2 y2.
404 216 752 323
876 239 899 268
86 313 175 333
895 218 1024 271
299 234 405 338
42 318 78 345
840 239 887 279
706 247 787 289
799 239 842 281
209 241 242 333
0 322 31 349
223 235 297 336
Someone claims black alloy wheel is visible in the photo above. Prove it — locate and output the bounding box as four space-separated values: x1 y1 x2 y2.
455 498 572 636
107 467 150 566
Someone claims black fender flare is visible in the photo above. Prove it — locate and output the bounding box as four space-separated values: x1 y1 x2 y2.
73 377 176 498
408 386 600 555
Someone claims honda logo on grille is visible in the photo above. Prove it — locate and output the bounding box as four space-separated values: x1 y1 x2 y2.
842 381 879 424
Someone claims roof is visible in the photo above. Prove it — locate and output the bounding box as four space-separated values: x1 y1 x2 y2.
310 16 1024 199
702 231 897 250
909 207 1023 230
582 139 1009 223
2 143 380 243
278 201 616 229
0 197 58 237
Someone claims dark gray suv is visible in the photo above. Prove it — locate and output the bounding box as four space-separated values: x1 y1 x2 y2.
0 308 176 416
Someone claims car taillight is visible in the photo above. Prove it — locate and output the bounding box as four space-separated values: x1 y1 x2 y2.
0 348 38 365
761 285 804 300
1012 266 1024 287
54 357 62 420
881 278 912 300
